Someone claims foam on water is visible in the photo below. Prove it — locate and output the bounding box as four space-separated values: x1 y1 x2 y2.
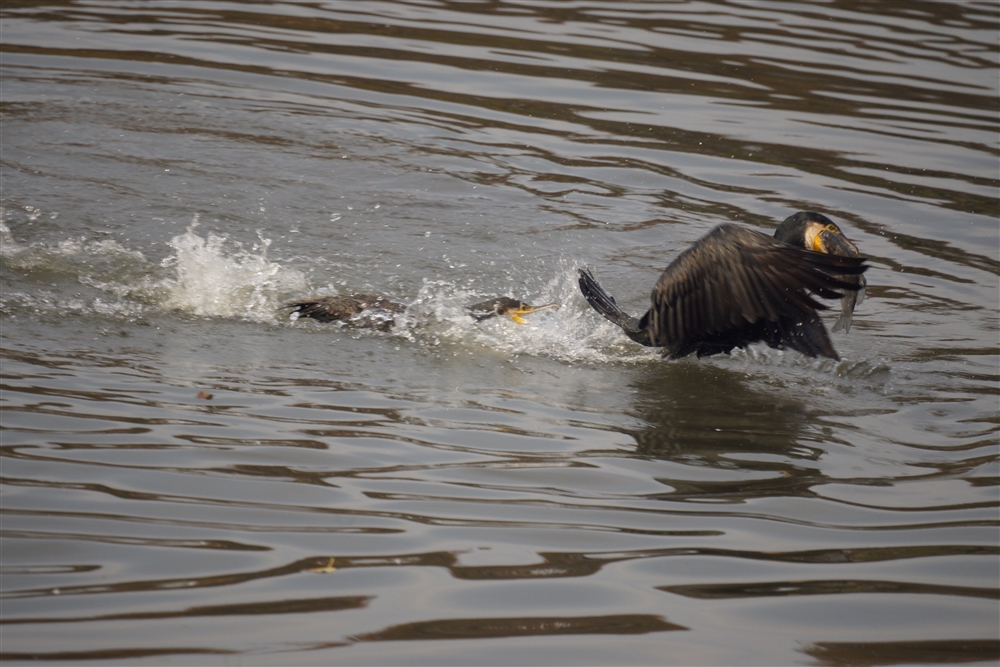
1 221 162 319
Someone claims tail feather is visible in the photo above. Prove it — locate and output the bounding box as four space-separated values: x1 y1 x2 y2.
578 268 653 347
578 268 631 329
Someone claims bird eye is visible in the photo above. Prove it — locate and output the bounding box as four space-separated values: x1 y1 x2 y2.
826 224 839 232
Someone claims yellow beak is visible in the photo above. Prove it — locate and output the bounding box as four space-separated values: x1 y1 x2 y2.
509 302 559 324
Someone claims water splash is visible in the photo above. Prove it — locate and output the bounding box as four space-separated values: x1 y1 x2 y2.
394 263 658 365
0 220 20 257
0 217 305 323
160 221 306 321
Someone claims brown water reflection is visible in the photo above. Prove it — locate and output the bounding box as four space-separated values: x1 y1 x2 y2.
803 639 1000 667
353 613 685 642
3 594 370 625
0 647 238 663
663 579 998 601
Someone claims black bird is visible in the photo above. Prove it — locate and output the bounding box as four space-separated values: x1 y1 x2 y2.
578 211 868 360
286 294 558 330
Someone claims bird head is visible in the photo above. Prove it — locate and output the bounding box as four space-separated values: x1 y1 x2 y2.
774 211 860 257
467 297 560 324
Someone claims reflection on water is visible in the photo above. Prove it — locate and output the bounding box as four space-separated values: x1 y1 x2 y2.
664 578 998 601
803 639 1000 667
352 613 686 643
1 0 998 664
628 363 810 461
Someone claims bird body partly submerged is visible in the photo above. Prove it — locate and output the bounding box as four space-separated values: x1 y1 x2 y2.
578 212 868 360
286 294 557 329
285 294 405 331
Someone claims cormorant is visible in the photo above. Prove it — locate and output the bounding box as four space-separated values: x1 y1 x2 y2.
286 294 558 330
578 211 868 360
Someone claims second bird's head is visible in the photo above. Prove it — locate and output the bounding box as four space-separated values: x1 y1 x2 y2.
467 297 559 324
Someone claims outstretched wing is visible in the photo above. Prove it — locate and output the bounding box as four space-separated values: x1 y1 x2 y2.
647 224 866 359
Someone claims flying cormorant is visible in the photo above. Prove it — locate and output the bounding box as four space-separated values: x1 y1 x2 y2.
577 211 868 360
286 294 558 330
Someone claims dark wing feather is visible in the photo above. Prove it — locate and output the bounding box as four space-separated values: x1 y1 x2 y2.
648 224 865 360
285 296 363 322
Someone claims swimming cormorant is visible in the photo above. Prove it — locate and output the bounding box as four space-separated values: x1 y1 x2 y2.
286 294 558 330
578 211 868 360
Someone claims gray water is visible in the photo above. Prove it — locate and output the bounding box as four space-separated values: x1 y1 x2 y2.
1 1 998 665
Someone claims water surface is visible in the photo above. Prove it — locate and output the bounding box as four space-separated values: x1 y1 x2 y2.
1 1 998 665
